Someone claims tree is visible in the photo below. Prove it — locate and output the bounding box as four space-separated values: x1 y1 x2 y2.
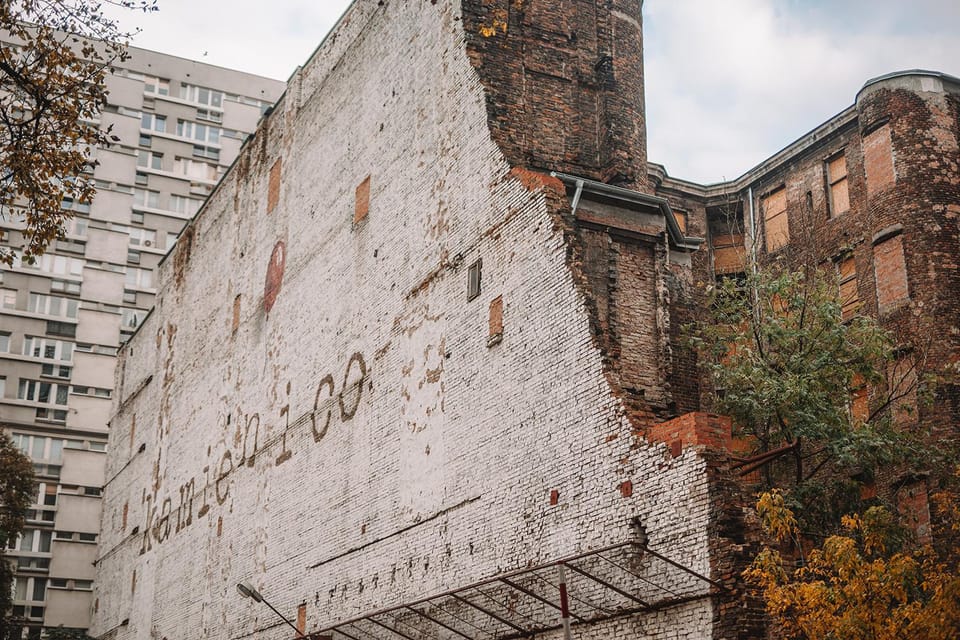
745 481 960 640
0 0 156 264
690 265 929 533
44 625 95 640
0 431 34 640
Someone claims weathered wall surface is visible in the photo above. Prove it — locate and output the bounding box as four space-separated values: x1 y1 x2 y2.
93 3 718 640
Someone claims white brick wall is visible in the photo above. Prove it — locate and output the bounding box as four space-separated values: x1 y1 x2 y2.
93 2 716 639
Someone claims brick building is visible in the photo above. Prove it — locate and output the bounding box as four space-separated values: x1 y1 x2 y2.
90 2 957 640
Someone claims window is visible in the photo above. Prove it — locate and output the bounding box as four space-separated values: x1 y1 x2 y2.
826 151 850 217
467 259 482 301
121 308 146 329
1 288 16 309
170 195 202 216
61 198 91 214
128 228 156 247
10 435 68 462
67 217 87 236
50 279 81 295
0 332 8 352
125 268 153 289
196 108 222 123
143 76 169 96
140 113 166 133
40 364 71 379
18 380 69 406
193 145 220 161
139 133 152 147
28 294 78 319
137 150 163 170
874 232 909 312
174 157 218 182
18 253 83 277
133 188 160 209
123 289 137 304
46 321 76 338
176 120 221 144
762 187 789 252
72 386 112 398
838 255 859 320
135 172 149 186
131 211 145 225
23 337 73 361
0 377 5 398
166 232 179 249
180 84 223 108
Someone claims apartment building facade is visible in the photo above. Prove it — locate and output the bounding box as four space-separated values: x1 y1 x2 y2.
0 44 285 638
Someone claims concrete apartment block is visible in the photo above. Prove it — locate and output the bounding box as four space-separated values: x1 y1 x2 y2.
0 40 285 639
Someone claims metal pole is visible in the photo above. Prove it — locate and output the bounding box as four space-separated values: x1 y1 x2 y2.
261 597 304 638
558 565 572 640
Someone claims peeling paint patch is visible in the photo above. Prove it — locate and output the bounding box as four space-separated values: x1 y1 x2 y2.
264 241 286 313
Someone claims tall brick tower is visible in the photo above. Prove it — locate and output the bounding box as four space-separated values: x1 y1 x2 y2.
462 0 649 191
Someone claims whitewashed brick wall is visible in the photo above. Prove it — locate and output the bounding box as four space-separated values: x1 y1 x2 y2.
93 2 716 639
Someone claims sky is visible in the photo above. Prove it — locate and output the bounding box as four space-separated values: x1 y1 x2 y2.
108 0 960 185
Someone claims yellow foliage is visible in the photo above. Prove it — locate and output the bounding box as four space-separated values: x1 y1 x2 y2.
746 493 960 640
479 9 508 37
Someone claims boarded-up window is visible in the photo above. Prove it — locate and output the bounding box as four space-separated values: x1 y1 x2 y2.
267 158 282 214
488 295 503 346
296 603 307 635
873 234 909 312
232 295 241 333
673 210 687 234
863 123 895 197
763 187 788 252
355 175 371 224
827 152 850 216
712 233 745 274
838 255 859 320
850 374 869 423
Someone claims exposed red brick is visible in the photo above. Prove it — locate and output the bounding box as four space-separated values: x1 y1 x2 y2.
647 412 733 453
873 233 909 312
863 123 896 197
488 295 503 340
267 158 282 213
263 241 286 313
549 489 559 505
296 603 307 634
355 175 371 224
508 167 564 194
619 480 633 498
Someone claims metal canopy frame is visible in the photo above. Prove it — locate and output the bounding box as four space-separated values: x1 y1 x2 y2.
313 542 721 640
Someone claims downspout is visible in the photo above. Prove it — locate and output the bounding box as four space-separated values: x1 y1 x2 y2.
746 186 757 276
570 180 584 216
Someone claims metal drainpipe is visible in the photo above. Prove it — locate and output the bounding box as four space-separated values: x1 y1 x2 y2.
571 179 584 216
747 186 757 276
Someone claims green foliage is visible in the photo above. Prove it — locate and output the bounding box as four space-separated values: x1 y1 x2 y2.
697 267 892 451
44 626 95 640
0 431 34 638
0 0 157 264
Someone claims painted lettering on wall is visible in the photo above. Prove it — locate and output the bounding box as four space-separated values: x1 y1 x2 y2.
140 352 368 553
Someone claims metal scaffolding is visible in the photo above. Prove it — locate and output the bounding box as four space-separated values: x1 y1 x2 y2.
313 541 721 640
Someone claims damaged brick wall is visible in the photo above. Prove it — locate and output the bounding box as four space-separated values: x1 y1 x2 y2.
93 2 726 640
462 0 649 191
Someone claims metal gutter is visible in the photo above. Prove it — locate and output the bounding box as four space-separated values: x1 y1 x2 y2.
551 172 705 251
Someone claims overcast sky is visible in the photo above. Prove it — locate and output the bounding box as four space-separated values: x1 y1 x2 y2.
110 0 960 184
